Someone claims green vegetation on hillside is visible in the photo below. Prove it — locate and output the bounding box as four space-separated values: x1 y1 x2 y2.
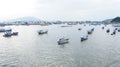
111 17 120 23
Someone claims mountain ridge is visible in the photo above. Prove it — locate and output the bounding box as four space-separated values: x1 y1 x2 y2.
5 17 41 22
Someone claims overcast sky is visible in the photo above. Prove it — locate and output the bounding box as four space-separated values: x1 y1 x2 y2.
0 0 120 21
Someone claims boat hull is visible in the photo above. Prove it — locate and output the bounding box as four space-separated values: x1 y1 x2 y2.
57 39 69 45
12 32 18 35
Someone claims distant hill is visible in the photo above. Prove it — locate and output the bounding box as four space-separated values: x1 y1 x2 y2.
3 17 42 25
111 17 120 23
102 19 112 23
7 17 41 22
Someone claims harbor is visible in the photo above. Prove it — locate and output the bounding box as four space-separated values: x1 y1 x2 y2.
0 24 120 67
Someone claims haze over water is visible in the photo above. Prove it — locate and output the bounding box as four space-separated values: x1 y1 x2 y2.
0 24 120 67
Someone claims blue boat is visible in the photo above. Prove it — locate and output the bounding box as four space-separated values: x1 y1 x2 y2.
5 29 12 32
12 32 18 35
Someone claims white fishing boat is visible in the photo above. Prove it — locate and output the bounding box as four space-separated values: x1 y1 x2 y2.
87 28 94 34
81 35 88 41
57 38 69 44
3 31 12 37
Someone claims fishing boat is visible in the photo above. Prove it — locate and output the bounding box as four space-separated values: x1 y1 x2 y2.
3 31 12 37
3 28 14 37
111 29 116 35
57 38 69 44
78 28 82 30
38 30 48 34
91 28 94 31
106 29 110 33
5 29 12 32
118 28 120 32
102 27 104 29
12 32 18 35
81 35 88 42
87 30 92 34
87 28 94 34
3 33 12 37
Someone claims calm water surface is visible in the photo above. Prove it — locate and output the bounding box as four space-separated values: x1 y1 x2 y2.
0 24 120 67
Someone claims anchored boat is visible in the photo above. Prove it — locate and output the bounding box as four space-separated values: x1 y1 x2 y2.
12 32 18 36
3 30 12 37
106 29 110 33
57 38 69 44
38 30 48 34
81 35 88 42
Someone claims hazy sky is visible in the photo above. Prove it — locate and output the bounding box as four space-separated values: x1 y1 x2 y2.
0 0 120 21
